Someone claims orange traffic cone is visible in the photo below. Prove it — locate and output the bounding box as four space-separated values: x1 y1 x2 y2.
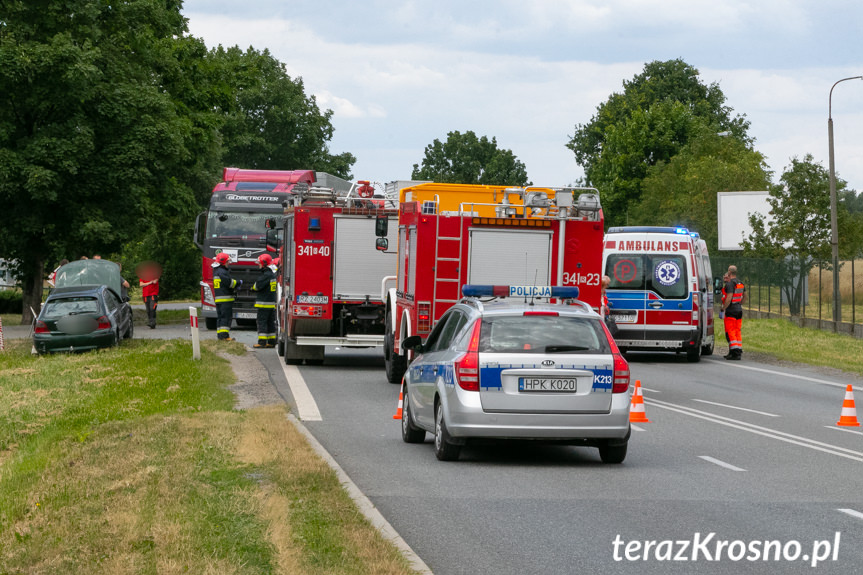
630 380 650 423
393 380 405 420
836 384 861 427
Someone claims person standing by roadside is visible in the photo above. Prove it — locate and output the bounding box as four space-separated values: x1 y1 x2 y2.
721 266 746 360
251 254 278 348
213 252 241 341
140 269 160 329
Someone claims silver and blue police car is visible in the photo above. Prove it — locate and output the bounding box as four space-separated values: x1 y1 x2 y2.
400 285 632 463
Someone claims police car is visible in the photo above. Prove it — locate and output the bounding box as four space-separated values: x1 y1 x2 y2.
399 285 632 463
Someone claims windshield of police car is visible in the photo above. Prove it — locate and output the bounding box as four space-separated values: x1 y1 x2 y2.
477 315 610 354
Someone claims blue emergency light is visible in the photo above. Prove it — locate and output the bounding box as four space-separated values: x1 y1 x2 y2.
462 285 580 299
674 227 690 235
309 217 321 231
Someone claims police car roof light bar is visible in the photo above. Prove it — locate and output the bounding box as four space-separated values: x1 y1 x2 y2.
462 285 580 299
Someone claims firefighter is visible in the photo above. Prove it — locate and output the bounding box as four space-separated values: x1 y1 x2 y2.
252 253 278 348
213 252 241 341
721 265 746 360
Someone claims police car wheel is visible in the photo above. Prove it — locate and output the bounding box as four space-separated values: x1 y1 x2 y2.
401 387 426 444
599 441 627 464
434 402 461 461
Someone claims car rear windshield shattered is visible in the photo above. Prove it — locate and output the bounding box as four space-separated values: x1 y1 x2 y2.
479 316 610 354
42 297 101 318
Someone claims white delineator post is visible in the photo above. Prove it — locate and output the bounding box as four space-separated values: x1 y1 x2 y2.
0 316 5 351
189 307 201 360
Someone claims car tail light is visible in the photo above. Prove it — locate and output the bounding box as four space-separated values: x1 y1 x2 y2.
417 302 431 333
34 320 49 334
454 320 482 391
612 352 630 394
96 316 111 330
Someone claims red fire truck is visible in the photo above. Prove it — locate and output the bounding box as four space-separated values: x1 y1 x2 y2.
194 168 320 330
274 181 400 364
381 182 605 383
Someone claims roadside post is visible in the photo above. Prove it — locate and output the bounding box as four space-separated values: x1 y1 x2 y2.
0 317 4 351
189 307 201 360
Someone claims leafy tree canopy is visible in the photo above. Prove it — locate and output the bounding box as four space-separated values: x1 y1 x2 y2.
634 127 772 252
411 130 530 186
567 59 750 226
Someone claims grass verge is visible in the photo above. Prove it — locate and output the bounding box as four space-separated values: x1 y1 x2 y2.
0 339 418 574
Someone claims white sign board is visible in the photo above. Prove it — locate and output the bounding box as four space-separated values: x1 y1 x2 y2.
717 191 772 251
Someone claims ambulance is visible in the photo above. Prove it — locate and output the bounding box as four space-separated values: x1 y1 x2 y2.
602 226 715 362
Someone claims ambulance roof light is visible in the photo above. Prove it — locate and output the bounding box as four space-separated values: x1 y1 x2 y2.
689 231 700 239
674 227 690 235
462 285 580 299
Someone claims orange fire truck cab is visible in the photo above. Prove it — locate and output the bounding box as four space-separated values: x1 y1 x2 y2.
383 182 605 383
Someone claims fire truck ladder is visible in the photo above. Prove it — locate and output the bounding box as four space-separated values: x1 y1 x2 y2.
432 208 464 322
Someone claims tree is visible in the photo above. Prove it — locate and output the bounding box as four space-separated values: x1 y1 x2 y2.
741 155 853 314
212 46 355 179
411 130 530 186
0 0 203 322
633 128 772 252
567 59 751 226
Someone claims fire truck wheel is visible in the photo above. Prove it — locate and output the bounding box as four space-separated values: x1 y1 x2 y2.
205 317 217 330
385 314 407 384
401 386 426 444
434 401 461 461
276 337 285 357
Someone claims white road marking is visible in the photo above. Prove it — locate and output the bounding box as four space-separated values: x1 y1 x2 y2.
720 361 862 392
692 399 780 417
639 386 660 393
280 363 322 421
825 425 863 436
837 508 863 521
698 456 746 471
647 398 863 463
630 424 646 432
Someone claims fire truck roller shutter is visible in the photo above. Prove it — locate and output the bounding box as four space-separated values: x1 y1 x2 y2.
333 217 399 300
467 229 552 286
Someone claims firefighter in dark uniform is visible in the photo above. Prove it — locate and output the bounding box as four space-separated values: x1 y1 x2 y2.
213 252 241 341
252 253 278 348
721 265 746 360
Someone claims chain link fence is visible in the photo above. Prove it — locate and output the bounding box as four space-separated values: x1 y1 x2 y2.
712 255 863 337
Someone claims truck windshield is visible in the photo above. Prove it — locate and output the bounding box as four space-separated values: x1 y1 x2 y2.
206 212 270 239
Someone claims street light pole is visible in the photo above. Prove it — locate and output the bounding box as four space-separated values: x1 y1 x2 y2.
827 76 862 326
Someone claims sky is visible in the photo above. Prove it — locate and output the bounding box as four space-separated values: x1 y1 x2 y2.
181 0 863 193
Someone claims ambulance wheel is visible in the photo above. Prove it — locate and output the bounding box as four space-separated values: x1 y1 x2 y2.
599 440 628 464
205 317 217 330
434 402 461 461
401 387 426 444
701 339 714 356
686 346 701 363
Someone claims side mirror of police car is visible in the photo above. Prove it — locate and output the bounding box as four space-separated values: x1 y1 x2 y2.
402 335 423 353
375 215 388 237
375 237 388 251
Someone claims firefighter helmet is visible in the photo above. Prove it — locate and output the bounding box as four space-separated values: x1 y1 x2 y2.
257 254 273 266
214 252 231 265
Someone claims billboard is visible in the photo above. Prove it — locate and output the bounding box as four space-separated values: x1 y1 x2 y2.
717 191 772 251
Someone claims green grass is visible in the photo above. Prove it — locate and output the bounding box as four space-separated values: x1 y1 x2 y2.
0 340 418 574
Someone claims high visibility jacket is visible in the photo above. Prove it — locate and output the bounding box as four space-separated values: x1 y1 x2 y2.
252 265 277 308
213 265 239 303
723 278 745 313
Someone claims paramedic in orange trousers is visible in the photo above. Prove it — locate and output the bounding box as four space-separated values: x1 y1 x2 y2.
721 266 746 360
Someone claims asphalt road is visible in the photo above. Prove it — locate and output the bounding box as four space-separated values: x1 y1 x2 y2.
9 317 863 574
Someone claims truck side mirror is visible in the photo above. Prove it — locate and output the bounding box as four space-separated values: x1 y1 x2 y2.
266 218 277 230
375 237 388 251
375 215 388 237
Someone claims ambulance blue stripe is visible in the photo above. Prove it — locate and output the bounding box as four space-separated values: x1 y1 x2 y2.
607 293 693 311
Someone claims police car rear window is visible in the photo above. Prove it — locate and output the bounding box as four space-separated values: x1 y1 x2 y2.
478 316 610 354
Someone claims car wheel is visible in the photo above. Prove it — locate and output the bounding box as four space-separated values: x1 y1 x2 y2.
125 318 134 340
434 401 460 461
686 345 701 363
385 313 407 384
401 386 426 444
598 440 628 464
